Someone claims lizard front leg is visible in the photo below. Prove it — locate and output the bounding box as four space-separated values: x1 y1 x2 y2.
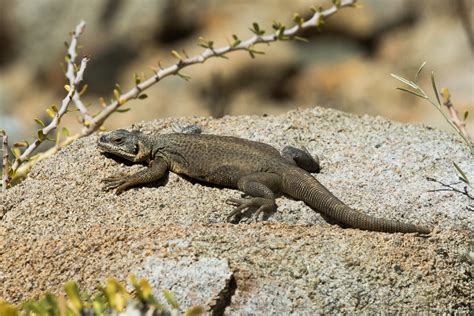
102 158 169 194
226 172 281 222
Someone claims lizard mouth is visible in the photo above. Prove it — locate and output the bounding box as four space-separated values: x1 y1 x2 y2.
97 140 138 161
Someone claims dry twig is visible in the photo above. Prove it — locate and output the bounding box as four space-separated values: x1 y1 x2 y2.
11 57 89 174
426 176 474 212
65 20 93 124
440 88 472 143
1 133 8 191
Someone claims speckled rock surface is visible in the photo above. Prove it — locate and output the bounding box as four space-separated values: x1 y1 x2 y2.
1 107 473 313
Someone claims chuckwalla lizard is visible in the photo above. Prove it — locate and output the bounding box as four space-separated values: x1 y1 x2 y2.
98 128 430 234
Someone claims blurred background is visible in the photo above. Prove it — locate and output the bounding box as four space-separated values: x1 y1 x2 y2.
0 0 472 142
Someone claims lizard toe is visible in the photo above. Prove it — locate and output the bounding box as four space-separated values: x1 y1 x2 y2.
226 197 276 222
102 178 127 191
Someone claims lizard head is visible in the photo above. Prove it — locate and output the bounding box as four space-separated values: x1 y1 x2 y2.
98 129 151 162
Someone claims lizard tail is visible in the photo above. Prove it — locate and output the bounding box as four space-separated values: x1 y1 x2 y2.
282 168 431 234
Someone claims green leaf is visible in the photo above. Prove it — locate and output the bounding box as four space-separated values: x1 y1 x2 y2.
55 129 61 146
12 148 21 159
37 130 46 142
79 83 88 96
162 289 180 310
293 35 308 42
311 6 324 14
430 71 441 106
34 118 45 127
0 301 18 316
441 87 451 103
134 73 141 85
113 89 121 101
116 108 131 113
332 0 342 8
138 94 148 99
272 21 283 30
315 16 325 30
453 162 470 184
198 37 214 50
46 108 55 118
177 72 191 81
414 61 426 83
91 294 107 315
13 141 28 148
231 34 241 47
463 111 469 121
277 26 286 40
62 127 70 137
171 50 182 60
64 281 83 311
250 22 265 36
51 105 59 113
292 13 304 26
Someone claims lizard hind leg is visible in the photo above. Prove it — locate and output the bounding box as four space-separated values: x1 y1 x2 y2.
226 173 281 222
281 146 320 173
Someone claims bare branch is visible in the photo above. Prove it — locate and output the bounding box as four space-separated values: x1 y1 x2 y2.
11 57 90 174
81 0 357 136
1 132 8 191
65 20 93 124
426 176 474 200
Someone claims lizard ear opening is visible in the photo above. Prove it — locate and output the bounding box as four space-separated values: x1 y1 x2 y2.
134 141 151 162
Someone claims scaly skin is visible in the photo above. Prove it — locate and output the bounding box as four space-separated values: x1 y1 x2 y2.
97 129 431 234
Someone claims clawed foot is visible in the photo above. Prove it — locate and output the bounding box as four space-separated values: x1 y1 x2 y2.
102 175 130 194
226 197 276 222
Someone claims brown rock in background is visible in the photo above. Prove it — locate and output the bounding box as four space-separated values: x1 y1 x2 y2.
0 0 472 144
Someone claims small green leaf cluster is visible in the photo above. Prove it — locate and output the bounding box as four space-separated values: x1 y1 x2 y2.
0 276 205 316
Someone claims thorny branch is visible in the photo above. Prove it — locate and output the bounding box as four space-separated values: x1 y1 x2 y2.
65 20 94 124
11 57 89 174
81 0 357 137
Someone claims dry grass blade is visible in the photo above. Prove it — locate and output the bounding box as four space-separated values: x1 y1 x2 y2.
396 87 426 99
390 73 420 91
415 61 426 83
430 71 442 106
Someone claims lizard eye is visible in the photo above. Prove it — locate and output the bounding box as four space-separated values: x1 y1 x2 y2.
114 137 123 144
